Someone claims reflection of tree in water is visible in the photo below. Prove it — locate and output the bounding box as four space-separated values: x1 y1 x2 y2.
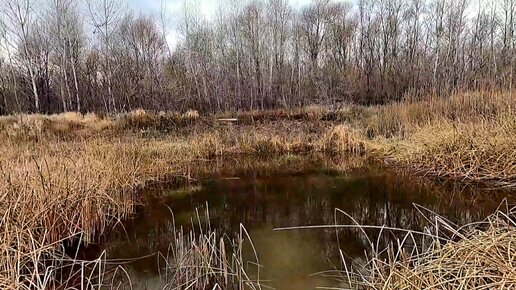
83 158 514 282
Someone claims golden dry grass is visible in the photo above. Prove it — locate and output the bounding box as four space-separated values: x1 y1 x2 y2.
0 139 173 288
360 90 514 139
400 118 515 186
0 90 513 288
345 206 516 289
160 211 261 290
359 91 516 188
319 125 365 154
0 110 361 289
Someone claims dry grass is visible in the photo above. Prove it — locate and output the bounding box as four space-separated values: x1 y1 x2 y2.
342 205 516 289
0 90 513 288
159 210 261 290
0 112 114 141
0 140 167 289
319 125 365 154
399 118 516 186
359 91 516 188
361 90 514 139
0 109 360 289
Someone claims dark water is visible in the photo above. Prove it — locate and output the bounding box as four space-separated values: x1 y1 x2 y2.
81 155 513 289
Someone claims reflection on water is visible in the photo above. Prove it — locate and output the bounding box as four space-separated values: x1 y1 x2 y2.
81 155 514 289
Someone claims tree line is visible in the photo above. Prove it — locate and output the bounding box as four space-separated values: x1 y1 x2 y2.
0 0 514 114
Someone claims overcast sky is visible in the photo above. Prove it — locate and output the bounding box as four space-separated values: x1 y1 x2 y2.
124 0 340 47
126 0 349 46
125 0 485 47
128 0 324 19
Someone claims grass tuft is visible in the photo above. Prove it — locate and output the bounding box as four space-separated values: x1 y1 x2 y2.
342 205 516 289
320 125 365 154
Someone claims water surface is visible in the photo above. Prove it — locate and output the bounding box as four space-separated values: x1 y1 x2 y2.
81 155 513 289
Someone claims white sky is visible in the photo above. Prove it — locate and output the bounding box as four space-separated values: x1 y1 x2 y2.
127 0 349 47
128 0 322 19
0 0 485 55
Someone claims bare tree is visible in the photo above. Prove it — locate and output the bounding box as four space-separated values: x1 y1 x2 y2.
115 14 166 109
48 0 84 112
1 0 40 111
266 0 291 107
500 0 515 94
87 0 123 112
0 0 514 113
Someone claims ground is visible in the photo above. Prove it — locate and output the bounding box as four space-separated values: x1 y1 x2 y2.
0 90 515 289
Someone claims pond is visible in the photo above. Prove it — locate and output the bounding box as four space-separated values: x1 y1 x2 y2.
79 155 513 289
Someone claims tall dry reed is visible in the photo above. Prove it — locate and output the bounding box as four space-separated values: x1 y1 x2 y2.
0 109 360 288
0 90 513 288
340 205 516 289
361 91 516 187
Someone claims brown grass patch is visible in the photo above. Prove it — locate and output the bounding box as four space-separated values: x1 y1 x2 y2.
320 125 366 154
344 206 516 289
0 113 361 288
360 91 516 188
0 90 514 288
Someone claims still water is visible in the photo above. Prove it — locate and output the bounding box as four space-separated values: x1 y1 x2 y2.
81 155 513 289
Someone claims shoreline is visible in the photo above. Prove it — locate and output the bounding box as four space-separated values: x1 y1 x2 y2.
0 90 514 289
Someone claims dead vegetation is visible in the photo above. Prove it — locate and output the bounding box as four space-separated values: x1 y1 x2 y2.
0 90 513 288
159 210 261 290
359 91 516 188
0 107 361 289
342 205 516 290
